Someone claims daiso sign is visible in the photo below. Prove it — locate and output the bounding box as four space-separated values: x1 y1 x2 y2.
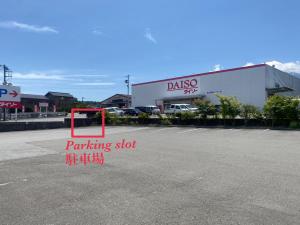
167 78 198 95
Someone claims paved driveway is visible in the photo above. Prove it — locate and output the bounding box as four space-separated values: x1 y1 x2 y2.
0 126 300 225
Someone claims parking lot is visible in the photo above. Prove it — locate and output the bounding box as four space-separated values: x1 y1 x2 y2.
1 126 300 225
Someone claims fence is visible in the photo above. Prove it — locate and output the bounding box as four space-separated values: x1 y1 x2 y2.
2 112 67 121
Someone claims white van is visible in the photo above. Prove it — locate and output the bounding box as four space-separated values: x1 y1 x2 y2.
164 104 190 114
164 104 198 114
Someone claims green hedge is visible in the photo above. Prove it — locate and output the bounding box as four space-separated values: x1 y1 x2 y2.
88 95 300 129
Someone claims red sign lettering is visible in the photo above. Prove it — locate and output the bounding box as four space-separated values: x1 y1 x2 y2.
0 101 22 109
167 79 198 94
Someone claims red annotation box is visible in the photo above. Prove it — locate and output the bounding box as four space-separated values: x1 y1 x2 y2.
71 108 105 138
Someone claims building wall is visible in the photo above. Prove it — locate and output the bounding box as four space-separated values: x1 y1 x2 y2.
46 96 75 111
266 66 300 97
132 65 267 108
21 99 45 112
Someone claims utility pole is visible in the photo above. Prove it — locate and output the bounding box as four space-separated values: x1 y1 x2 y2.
125 74 130 107
0 65 13 121
3 65 7 85
1 64 12 85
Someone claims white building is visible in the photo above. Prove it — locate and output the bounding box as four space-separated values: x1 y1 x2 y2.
132 64 300 110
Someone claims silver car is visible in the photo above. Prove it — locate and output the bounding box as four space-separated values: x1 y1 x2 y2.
182 104 198 112
105 107 124 116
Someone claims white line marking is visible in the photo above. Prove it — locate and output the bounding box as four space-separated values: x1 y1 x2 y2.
178 128 199 134
151 128 174 132
228 129 241 132
0 182 12 186
107 127 151 134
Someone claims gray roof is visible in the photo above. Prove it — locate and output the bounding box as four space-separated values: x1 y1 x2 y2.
118 94 131 98
46 92 74 98
21 94 49 100
100 94 131 103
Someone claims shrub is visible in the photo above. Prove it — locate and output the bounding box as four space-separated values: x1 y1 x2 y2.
157 113 172 125
160 118 172 125
289 121 300 129
129 120 138 125
264 95 300 121
122 116 131 125
177 111 196 120
216 94 241 119
240 104 261 119
96 111 117 125
194 99 216 119
138 113 150 124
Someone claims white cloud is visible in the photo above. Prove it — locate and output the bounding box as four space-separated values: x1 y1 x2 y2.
265 60 300 74
92 29 104 36
213 64 222 71
14 72 65 80
13 70 115 87
13 71 109 81
144 28 157 44
73 82 115 86
0 21 58 33
64 74 108 78
244 62 255 67
243 60 300 74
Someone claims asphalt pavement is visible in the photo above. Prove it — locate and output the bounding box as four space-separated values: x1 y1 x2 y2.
0 126 300 225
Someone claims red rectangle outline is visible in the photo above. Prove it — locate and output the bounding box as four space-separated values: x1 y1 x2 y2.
71 108 105 138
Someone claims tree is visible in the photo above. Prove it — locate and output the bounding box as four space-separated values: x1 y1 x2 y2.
72 102 89 109
240 104 261 125
216 94 241 119
263 95 299 125
97 110 119 125
194 99 216 119
240 104 261 119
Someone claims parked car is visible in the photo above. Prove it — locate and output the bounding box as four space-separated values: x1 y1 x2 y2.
105 107 124 116
135 106 161 115
182 104 198 112
123 108 142 116
164 104 190 114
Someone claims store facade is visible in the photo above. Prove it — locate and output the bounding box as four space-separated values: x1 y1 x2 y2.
132 64 300 111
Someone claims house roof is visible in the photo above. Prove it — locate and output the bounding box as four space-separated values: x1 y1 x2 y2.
21 94 49 100
46 92 74 98
116 94 131 98
100 94 131 103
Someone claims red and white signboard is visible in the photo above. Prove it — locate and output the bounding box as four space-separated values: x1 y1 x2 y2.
0 85 21 109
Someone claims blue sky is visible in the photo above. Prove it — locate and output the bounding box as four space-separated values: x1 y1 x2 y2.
0 0 300 101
